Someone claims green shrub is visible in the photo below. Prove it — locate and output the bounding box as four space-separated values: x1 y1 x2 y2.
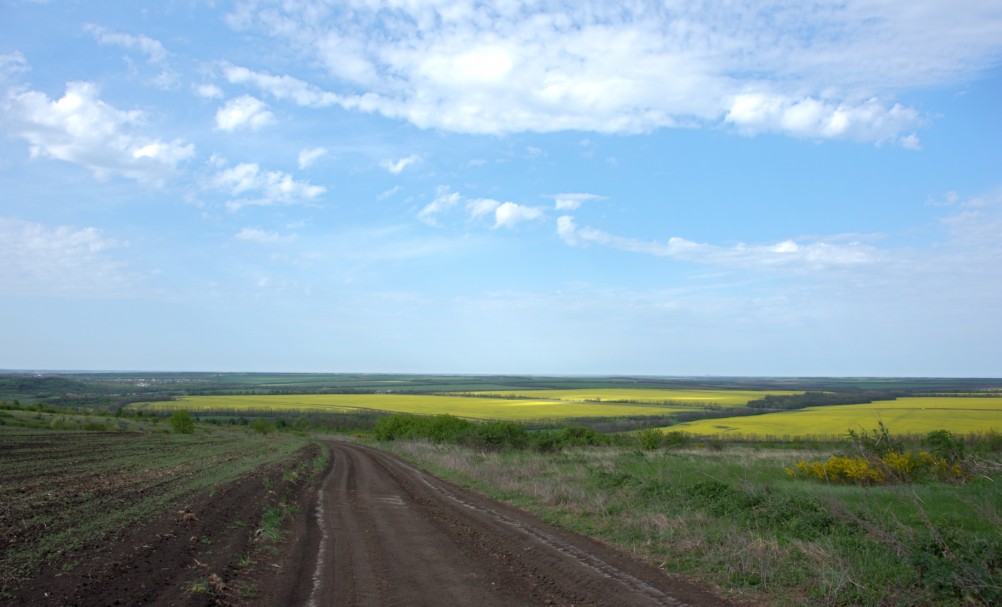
637 428 662 450
847 421 899 457
662 431 690 449
923 429 965 463
251 419 274 434
462 421 529 451
374 414 475 442
526 427 610 452
557 426 607 446
169 410 195 434
374 414 533 451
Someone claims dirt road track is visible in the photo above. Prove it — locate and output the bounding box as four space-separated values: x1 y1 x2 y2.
268 442 733 607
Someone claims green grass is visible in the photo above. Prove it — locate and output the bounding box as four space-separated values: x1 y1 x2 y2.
381 440 1002 606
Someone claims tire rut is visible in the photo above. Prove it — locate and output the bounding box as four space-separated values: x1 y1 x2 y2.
295 442 734 607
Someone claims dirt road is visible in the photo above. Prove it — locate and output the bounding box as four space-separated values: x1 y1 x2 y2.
268 442 733 607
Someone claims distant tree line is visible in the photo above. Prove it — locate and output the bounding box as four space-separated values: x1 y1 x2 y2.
745 390 904 411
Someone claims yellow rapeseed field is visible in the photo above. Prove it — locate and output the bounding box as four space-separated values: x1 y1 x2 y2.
668 396 1002 438
129 393 695 421
459 389 798 407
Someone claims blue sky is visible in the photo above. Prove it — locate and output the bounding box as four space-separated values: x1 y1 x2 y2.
1 1 1000 376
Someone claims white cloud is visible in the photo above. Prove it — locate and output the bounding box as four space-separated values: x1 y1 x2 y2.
222 1 1002 143
0 52 30 80
555 215 578 245
3 81 194 184
298 146 327 169
556 215 873 270
83 24 177 88
381 154 421 174
493 202 544 229
725 93 922 144
419 189 542 228
234 227 289 243
215 95 275 131
0 217 132 296
417 186 462 226
195 83 224 99
209 161 325 210
377 185 401 200
900 133 922 151
553 193 604 211
84 24 168 64
937 191 1002 254
222 64 339 107
466 198 500 219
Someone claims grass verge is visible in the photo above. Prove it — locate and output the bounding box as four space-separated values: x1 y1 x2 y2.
379 440 1001 606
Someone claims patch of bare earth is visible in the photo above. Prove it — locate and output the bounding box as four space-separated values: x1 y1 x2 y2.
10 443 319 607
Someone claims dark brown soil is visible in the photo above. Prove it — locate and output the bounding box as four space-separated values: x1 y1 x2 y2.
9 443 319 607
10 441 737 606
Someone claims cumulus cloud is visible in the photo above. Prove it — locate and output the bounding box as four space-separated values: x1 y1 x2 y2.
725 93 922 144
3 81 194 184
222 1 1002 143
0 217 132 296
556 215 873 270
298 146 327 169
209 161 325 210
215 95 274 131
419 188 543 229
493 202 544 229
381 154 420 174
195 83 224 99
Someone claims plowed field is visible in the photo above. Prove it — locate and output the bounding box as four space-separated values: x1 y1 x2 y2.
1 429 314 605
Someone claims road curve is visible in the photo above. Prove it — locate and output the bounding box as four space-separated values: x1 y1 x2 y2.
284 442 733 607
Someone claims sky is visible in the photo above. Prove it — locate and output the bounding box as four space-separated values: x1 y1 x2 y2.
1 1 1001 376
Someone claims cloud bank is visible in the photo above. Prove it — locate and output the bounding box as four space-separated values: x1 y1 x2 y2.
223 0 1002 143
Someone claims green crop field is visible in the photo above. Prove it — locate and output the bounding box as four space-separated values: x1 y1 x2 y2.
129 393 700 421
460 388 799 407
669 396 1002 438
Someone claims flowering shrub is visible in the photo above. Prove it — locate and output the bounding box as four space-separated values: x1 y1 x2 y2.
787 449 967 485
786 455 885 484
